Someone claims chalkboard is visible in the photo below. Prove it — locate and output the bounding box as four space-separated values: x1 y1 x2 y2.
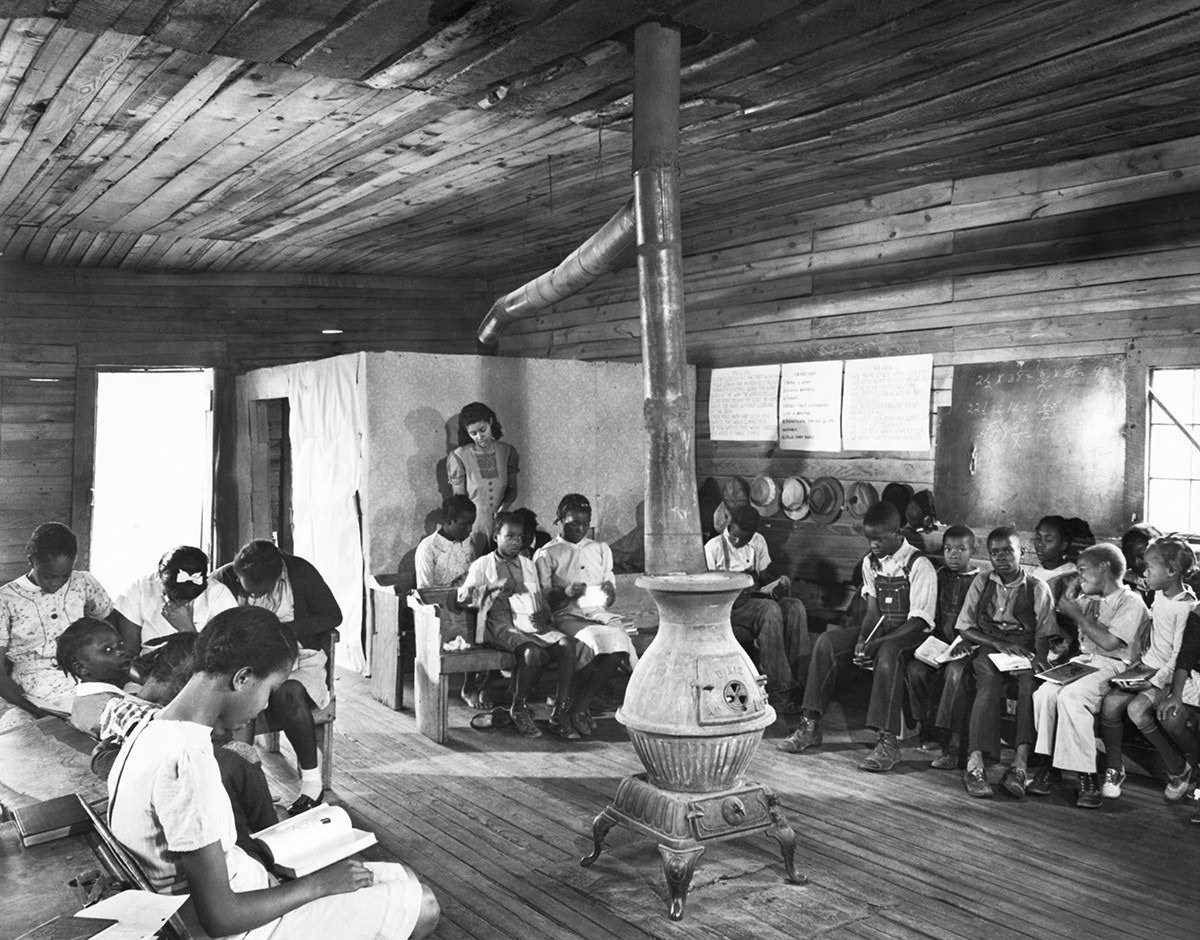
935 356 1127 536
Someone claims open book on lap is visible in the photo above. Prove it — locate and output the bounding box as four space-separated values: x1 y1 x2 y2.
913 634 974 668
988 651 1035 673
1036 660 1100 685
252 804 377 879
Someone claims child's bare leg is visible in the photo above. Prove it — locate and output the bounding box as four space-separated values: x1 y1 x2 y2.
552 638 577 707
574 653 624 713
1012 743 1031 773
512 645 547 707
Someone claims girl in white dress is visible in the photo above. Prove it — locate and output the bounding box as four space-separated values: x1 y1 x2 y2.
106 606 439 940
534 494 637 738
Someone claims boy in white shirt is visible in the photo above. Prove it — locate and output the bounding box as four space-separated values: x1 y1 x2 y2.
704 505 809 709
1030 543 1151 807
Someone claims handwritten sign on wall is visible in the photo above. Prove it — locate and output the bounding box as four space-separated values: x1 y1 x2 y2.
779 360 844 451
842 354 933 451
709 364 781 441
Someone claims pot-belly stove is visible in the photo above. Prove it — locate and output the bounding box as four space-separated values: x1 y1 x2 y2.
581 572 804 920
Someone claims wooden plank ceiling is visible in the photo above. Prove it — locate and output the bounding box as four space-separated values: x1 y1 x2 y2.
0 0 1197 278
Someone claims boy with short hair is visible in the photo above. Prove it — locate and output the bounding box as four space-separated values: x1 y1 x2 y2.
779 501 937 772
954 527 1058 799
1098 538 1196 800
905 525 979 761
704 505 809 709
1030 543 1151 807
55 616 134 738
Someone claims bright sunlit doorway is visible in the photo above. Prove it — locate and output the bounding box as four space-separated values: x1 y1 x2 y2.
89 370 214 595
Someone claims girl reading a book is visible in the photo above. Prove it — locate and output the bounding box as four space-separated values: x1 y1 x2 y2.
534 494 638 737
106 606 439 940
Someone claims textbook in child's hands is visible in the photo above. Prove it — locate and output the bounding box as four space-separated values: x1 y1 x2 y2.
987 651 1034 672
1110 664 1157 690
252 804 376 878
913 635 974 668
1036 660 1099 685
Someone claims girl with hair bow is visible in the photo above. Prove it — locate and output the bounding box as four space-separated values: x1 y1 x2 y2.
112 546 238 652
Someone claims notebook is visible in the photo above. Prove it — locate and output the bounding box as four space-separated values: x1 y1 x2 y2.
1036 660 1100 685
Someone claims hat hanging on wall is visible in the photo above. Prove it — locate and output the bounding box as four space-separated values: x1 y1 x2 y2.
713 501 732 532
846 481 879 519
749 475 780 517
781 476 810 521
906 488 939 531
807 476 845 525
880 482 914 517
721 476 750 510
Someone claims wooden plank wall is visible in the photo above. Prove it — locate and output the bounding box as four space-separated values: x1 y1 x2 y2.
497 134 1200 604
0 260 486 582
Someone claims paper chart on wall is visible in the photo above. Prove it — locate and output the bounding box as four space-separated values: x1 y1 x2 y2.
708 364 781 441
778 360 843 451
841 354 933 451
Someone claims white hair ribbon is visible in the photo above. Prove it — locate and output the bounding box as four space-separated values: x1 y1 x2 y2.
175 570 204 585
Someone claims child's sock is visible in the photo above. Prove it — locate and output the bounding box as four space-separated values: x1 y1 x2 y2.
299 765 323 799
1100 717 1125 771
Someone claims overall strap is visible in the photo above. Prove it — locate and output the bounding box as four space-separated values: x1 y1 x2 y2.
105 715 154 825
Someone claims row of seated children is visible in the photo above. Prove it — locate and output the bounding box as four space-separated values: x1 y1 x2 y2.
770 502 1200 810
0 522 339 815
415 492 637 739
51 606 439 939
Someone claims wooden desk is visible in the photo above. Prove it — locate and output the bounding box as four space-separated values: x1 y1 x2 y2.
0 820 99 938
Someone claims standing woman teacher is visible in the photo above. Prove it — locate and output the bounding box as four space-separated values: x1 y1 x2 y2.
448 402 520 557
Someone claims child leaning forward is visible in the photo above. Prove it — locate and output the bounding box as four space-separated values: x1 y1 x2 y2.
106 607 439 940
458 512 578 739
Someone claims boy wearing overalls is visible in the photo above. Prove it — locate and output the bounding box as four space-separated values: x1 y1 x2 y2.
780 502 937 772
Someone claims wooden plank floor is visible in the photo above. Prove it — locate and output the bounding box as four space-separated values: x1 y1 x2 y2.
261 669 1200 940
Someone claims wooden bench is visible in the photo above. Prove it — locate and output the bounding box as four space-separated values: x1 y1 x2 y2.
408 590 515 743
253 629 338 792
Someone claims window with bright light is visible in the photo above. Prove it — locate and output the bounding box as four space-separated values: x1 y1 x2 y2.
1147 368 1200 534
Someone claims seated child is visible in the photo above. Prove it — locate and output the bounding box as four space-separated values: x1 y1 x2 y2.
55 617 134 737
534 494 638 738
113 546 237 650
458 512 578 739
780 501 937 773
107 607 439 939
415 495 491 708
1031 543 1151 807
903 525 979 765
704 505 810 710
92 633 279 860
415 495 477 593
1121 523 1162 606
1098 538 1196 800
1158 610 1200 814
1030 515 1077 599
215 540 341 814
0 522 114 729
953 528 1057 799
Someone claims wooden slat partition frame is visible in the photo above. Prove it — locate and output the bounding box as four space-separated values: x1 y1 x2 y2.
70 366 97 570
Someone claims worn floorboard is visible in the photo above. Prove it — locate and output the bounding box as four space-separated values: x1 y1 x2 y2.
258 668 1200 940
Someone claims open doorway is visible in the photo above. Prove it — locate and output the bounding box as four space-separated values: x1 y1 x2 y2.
89 370 214 595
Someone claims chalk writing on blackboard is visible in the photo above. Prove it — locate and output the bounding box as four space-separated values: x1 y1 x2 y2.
935 356 1127 537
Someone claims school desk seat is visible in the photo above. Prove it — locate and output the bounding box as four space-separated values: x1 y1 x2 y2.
252 629 338 792
408 590 516 744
